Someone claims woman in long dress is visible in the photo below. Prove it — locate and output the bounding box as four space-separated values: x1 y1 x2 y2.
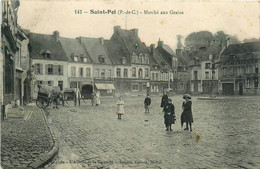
116 96 125 119
181 94 193 131
95 91 101 106
163 99 175 131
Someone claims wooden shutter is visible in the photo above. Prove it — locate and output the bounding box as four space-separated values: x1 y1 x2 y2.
61 65 63 75
40 64 43 75
45 64 48 75
53 65 58 75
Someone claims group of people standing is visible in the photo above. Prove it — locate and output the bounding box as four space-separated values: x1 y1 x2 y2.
116 92 193 132
161 92 193 131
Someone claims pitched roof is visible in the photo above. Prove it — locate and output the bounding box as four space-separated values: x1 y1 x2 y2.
162 44 176 56
80 37 113 65
201 43 222 61
176 49 190 67
59 37 92 63
29 32 67 61
107 28 150 65
147 46 171 71
222 42 260 55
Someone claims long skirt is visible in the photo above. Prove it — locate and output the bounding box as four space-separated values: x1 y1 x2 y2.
181 111 193 127
164 113 175 127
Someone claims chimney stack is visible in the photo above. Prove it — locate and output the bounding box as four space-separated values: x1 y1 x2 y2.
114 26 121 33
158 40 163 48
130 29 138 36
53 31 59 42
76 37 84 45
150 44 155 55
99 37 104 46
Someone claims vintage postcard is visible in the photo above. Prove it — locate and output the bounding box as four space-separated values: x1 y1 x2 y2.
1 0 260 168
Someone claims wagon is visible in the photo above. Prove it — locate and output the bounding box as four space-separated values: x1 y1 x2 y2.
79 83 94 106
36 85 61 108
62 88 77 106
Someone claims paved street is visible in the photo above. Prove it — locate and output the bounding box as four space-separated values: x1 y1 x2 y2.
1 105 54 168
45 95 260 169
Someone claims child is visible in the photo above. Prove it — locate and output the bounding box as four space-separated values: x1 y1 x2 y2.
116 96 125 119
144 94 151 113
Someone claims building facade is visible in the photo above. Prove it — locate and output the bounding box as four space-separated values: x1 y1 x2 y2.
1 0 20 106
29 32 69 99
218 42 260 95
105 26 150 96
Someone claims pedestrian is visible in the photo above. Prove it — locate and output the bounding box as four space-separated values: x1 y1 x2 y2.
160 90 168 108
116 96 125 119
163 99 176 131
95 90 101 106
144 94 151 113
181 94 193 131
91 91 96 106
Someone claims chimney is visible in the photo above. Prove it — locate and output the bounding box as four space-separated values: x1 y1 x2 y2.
176 49 182 56
158 40 163 48
130 29 138 36
99 37 104 46
53 31 59 42
114 26 121 33
76 37 84 45
226 37 231 48
150 44 155 55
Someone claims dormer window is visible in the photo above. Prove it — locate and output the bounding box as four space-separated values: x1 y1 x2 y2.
209 54 213 60
83 58 87 62
74 56 78 62
139 54 143 63
134 44 138 49
122 57 126 64
98 55 105 63
41 49 51 58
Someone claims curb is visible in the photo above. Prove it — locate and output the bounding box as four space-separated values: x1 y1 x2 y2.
29 108 59 169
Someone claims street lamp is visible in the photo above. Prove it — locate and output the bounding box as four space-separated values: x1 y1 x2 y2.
210 59 216 98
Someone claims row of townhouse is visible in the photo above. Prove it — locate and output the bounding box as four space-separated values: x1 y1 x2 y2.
29 26 178 99
176 37 260 96
1 0 30 108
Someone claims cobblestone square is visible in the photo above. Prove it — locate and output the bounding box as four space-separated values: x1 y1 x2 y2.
44 95 260 169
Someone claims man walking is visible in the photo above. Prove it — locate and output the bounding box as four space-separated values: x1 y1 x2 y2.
144 94 151 113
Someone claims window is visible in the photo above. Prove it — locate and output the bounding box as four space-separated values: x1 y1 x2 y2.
143 84 146 90
123 69 128 78
139 54 143 63
131 53 137 63
107 69 111 78
138 68 143 78
74 56 78 62
247 78 250 88
79 67 83 77
116 68 121 77
194 71 198 80
255 66 259 74
205 63 211 69
205 72 209 79
209 54 213 60
254 78 258 87
98 55 105 63
156 73 159 80
37 81 43 89
71 67 76 77
47 81 53 86
246 65 251 74
132 67 136 77
145 68 149 77
152 73 155 80
47 64 53 75
132 84 138 91
122 57 126 64
86 68 91 77
35 64 42 75
95 69 99 78
101 69 105 79
223 67 227 76
58 65 63 75
58 81 63 91
81 57 87 63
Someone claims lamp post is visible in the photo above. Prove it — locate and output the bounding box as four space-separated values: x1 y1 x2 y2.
210 59 216 98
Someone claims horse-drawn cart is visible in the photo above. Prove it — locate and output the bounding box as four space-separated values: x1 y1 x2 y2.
36 85 61 108
80 83 95 106
62 88 77 106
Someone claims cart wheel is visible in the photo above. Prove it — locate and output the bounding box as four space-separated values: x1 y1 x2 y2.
36 99 49 108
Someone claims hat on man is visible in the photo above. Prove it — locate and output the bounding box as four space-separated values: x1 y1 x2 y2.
183 94 191 99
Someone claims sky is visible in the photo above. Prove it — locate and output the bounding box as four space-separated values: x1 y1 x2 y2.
17 0 260 50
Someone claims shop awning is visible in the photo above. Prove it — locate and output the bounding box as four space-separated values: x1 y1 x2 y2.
95 83 115 90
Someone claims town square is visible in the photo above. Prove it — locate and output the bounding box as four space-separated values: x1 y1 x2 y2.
1 0 260 169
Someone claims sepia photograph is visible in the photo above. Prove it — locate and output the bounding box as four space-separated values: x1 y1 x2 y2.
1 0 260 168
